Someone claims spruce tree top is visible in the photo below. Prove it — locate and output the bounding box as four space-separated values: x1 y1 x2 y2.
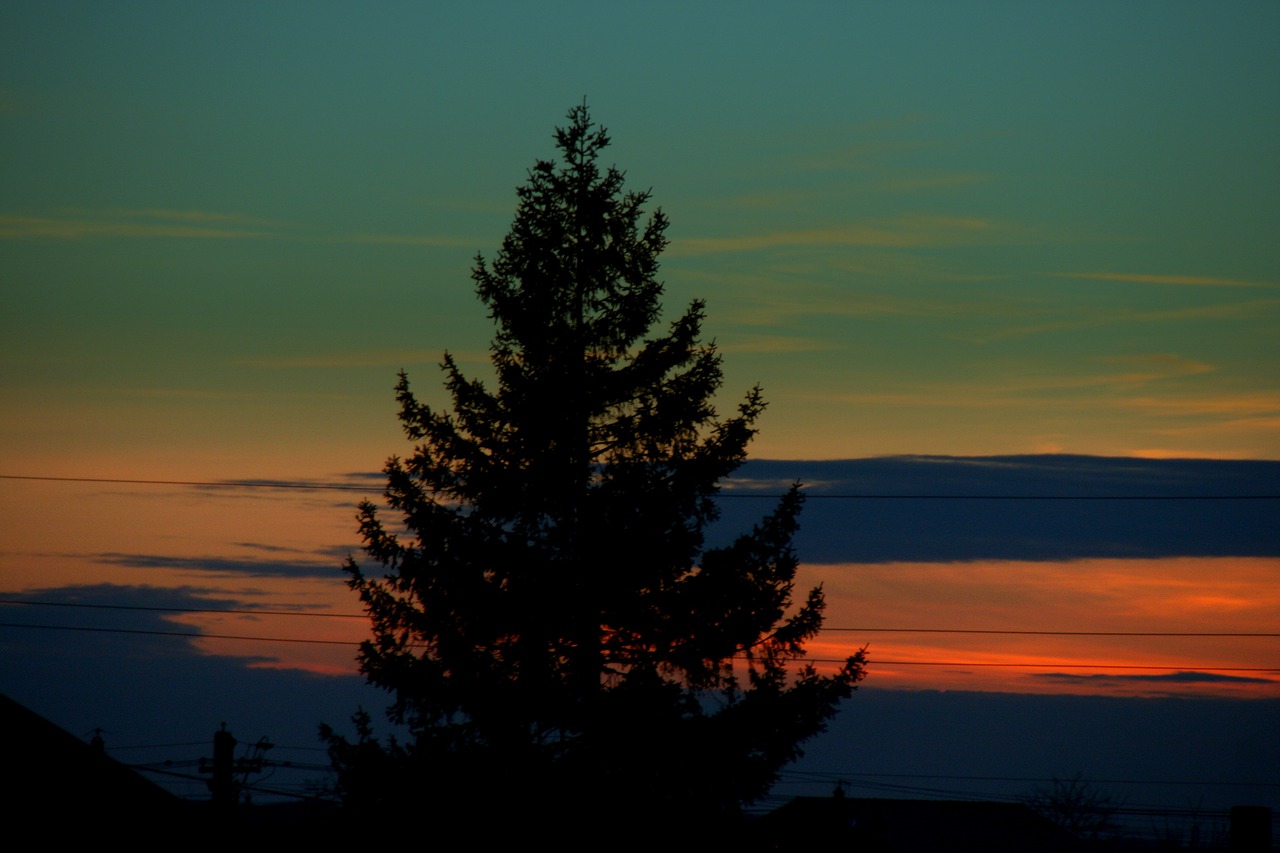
329 104 864 828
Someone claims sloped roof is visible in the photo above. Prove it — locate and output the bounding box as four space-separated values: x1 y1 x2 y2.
1 691 184 830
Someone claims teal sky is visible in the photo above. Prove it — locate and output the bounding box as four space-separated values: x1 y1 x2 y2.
1 7 1278 803
3 2 1278 478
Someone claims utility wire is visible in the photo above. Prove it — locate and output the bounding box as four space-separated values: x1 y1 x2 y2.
0 474 369 492
0 621 354 645
3 473 1275 500
1 621 1275 673
805 657 1278 672
823 626 1280 638
0 599 367 619
777 769 1280 789
741 494 1279 500
4 599 1276 638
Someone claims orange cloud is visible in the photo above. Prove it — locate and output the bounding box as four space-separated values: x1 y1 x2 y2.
1122 393 1280 417
801 557 1280 697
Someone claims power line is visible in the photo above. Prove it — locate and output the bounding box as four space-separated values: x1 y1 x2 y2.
777 769 1280 789
807 657 1278 673
1 621 1275 674
0 621 356 646
0 599 366 619
823 626 1280 638
744 494 1280 500
4 600 1276 638
2 473 1275 500
106 740 211 751
0 474 369 492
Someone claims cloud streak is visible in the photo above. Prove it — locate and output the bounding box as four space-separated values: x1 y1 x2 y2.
1122 392 1280 417
90 208 289 227
0 213 271 240
95 552 337 579
340 233 479 247
236 349 447 369
809 355 1221 414
1033 671 1277 686
1053 272 1275 288
962 298 1280 343
668 215 1001 256
715 456 1280 562
0 209 478 248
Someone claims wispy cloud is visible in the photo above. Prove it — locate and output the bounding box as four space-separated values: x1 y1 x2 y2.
668 215 1001 257
0 213 271 240
87 207 289 227
96 552 336 579
814 354 1218 409
0 206 293 240
709 188 832 212
341 233 478 247
791 115 935 171
114 386 357 402
1052 271 1274 288
1122 392 1280 417
874 172 990 193
1150 300 1280 320
1033 671 1277 687
799 139 934 171
1090 353 1217 384
716 335 841 355
706 172 989 213
1125 448 1250 460
965 298 1280 343
237 349 448 369
0 88 30 116
0 209 478 247
1129 400 1280 453
660 264 980 328
726 290 963 327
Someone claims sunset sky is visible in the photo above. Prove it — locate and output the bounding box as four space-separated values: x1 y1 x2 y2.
2 2 1277 815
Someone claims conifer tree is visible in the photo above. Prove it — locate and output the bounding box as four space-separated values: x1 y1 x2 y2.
324 104 865 838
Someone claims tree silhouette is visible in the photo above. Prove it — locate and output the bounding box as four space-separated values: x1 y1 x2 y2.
323 104 865 840
1028 773 1121 844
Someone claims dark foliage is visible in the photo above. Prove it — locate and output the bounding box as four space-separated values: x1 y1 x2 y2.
1028 774 1122 844
322 104 865 839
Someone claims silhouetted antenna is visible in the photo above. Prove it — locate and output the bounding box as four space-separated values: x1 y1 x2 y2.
87 727 106 754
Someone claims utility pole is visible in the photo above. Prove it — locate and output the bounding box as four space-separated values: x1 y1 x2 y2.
201 723 238 813
199 725 274 814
